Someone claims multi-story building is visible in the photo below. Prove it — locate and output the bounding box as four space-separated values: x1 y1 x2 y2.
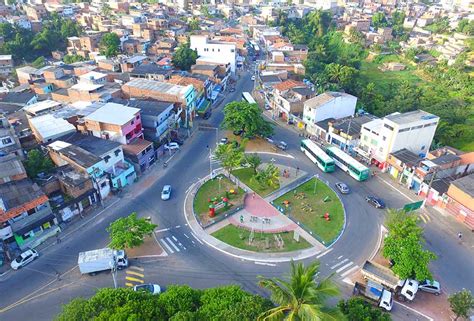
121 78 196 128
272 80 316 122
81 102 143 145
303 92 357 136
0 55 13 76
190 35 238 74
358 110 439 169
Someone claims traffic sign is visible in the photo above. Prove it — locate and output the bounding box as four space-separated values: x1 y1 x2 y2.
403 201 423 212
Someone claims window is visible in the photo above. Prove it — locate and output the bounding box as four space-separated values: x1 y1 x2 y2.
104 155 111 163
379 147 383 152
363 135 368 141
218 48 220 52
382 136 386 141
114 149 121 156
131 120 134 125
399 128 410 133
421 145 425 150
384 124 394 131
212 48 214 52
1 137 13 145
230 49 235 53
411 125 423 130
136 115 140 120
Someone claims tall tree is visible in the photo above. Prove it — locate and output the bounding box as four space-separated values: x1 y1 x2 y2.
382 209 436 280
246 153 262 174
222 101 273 138
23 149 54 179
371 12 387 29
258 260 341 321
171 43 198 71
215 142 245 177
448 289 474 321
100 32 120 58
106 212 157 249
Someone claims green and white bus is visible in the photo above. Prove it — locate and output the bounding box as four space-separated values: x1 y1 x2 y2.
325 146 370 181
300 139 335 173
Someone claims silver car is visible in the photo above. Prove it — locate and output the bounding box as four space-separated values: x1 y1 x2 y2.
335 182 350 194
161 185 171 201
418 280 441 295
11 249 39 270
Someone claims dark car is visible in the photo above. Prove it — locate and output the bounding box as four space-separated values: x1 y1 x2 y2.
172 137 184 146
365 196 386 209
203 110 212 119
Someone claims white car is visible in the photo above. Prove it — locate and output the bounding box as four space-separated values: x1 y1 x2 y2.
11 249 39 270
219 138 228 145
164 142 179 151
418 280 441 295
133 283 161 295
161 185 171 200
251 75 256 81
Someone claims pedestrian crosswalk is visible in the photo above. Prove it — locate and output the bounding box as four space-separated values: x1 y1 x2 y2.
209 153 220 166
158 233 197 255
328 255 359 279
419 212 431 224
125 265 145 288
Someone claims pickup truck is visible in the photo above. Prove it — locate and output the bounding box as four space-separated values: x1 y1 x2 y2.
353 281 393 311
361 260 418 301
78 248 128 275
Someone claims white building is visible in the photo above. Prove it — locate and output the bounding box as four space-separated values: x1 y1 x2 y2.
358 110 439 168
303 92 357 135
28 114 77 143
190 35 237 74
303 0 337 11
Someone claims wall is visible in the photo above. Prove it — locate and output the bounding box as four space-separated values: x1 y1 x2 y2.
190 36 237 73
447 184 474 211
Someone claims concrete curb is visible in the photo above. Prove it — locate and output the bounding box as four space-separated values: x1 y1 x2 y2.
183 174 324 263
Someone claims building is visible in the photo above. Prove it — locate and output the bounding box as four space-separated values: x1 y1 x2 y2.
121 78 195 128
445 174 474 230
122 139 156 174
81 102 143 145
0 179 59 250
28 114 77 143
303 92 357 136
358 110 439 168
272 80 315 122
190 35 238 74
0 55 13 75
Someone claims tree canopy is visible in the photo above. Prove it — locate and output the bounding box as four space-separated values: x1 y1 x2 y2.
100 32 120 58
215 141 246 177
23 149 54 179
55 285 272 321
338 297 392 321
258 260 341 321
448 289 474 321
106 212 157 249
382 209 436 280
221 101 273 138
172 43 198 71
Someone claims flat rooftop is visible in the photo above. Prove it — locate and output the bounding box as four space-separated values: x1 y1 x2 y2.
386 110 439 125
123 78 191 96
85 102 140 126
451 173 474 197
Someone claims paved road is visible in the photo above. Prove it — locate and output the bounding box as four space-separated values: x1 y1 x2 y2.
0 70 468 321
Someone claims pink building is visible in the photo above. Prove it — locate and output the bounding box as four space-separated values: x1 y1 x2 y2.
80 102 143 144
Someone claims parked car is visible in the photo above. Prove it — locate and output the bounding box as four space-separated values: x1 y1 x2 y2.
172 137 184 146
418 280 441 295
264 104 271 110
251 75 256 81
203 110 212 120
133 283 162 295
164 142 179 151
335 182 350 194
277 141 288 150
219 138 228 145
365 196 386 209
161 185 171 201
11 249 39 270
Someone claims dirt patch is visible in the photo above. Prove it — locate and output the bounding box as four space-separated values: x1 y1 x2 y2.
126 235 164 258
223 131 282 154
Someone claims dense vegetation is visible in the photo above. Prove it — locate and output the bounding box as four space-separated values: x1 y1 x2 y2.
0 13 81 62
271 10 473 151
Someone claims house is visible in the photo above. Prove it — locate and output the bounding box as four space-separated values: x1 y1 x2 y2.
122 139 156 174
121 78 196 128
78 71 107 85
168 74 211 116
272 80 315 121
120 55 149 73
326 115 375 153
303 92 357 136
28 114 77 143
190 35 238 74
386 148 424 189
0 179 59 250
0 55 13 75
0 117 24 159
0 154 27 185
444 174 474 230
80 102 143 145
358 110 439 169
129 64 172 81
0 92 38 108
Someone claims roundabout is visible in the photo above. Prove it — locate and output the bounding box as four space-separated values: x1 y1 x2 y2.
185 159 347 262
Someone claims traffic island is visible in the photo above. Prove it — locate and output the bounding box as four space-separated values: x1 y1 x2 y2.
211 225 311 253
232 167 279 197
272 178 345 246
193 174 245 227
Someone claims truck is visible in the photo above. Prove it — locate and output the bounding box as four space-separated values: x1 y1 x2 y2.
353 280 393 311
361 260 419 301
78 248 128 275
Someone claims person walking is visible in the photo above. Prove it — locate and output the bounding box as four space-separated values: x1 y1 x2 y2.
458 232 463 244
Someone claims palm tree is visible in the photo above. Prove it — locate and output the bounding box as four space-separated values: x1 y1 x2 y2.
258 261 340 321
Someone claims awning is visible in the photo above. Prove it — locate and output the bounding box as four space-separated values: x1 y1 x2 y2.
197 99 211 113
11 211 56 235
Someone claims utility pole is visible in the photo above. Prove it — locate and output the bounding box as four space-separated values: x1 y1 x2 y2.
110 261 117 289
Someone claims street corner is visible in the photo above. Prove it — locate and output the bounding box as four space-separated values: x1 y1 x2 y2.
407 291 453 321
126 235 167 259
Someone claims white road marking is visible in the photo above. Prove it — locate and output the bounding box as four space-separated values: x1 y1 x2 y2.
190 232 204 245
255 262 277 267
183 233 190 239
172 235 187 250
156 227 171 233
191 240 195 244
340 265 359 278
342 277 354 286
166 237 180 252
160 238 174 254
175 225 181 228
172 236 178 241
337 255 343 259
330 258 349 269
316 248 333 258
336 262 353 273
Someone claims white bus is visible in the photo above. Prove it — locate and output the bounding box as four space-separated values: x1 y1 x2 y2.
300 139 335 172
325 146 370 181
242 92 256 104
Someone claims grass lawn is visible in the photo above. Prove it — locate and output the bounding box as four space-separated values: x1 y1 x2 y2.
360 60 422 91
193 175 245 225
232 167 279 197
273 178 344 245
212 224 311 253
